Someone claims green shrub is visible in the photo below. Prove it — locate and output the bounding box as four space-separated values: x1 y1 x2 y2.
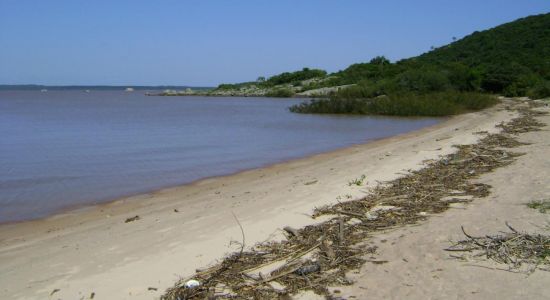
527 81 550 99
392 68 450 93
289 98 369 114
366 93 460 116
289 92 498 116
266 68 327 86
266 88 294 98
220 14 550 105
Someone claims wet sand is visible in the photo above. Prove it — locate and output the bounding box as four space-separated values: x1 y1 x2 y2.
0 101 539 299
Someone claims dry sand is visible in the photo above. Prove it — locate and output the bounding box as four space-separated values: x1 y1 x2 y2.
0 99 548 300
334 103 550 300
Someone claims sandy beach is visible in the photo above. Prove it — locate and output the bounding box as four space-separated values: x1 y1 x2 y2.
1 99 548 300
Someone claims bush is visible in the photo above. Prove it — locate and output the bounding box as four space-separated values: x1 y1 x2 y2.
527 80 550 99
480 64 528 93
266 68 327 86
445 63 482 91
289 92 498 116
366 94 460 116
289 98 369 114
392 68 450 93
266 88 294 98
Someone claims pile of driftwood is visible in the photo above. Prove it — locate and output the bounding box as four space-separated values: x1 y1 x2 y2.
499 105 547 134
162 103 547 300
446 223 550 273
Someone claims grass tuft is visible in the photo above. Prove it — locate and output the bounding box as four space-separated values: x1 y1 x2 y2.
527 199 550 213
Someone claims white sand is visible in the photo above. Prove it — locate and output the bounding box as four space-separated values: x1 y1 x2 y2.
1 100 547 300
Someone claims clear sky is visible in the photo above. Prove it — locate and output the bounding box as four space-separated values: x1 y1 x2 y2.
0 1 548 86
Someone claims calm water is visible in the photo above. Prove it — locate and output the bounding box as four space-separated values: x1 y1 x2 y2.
0 91 441 222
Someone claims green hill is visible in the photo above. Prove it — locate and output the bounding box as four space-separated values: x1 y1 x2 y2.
207 13 550 115
415 13 550 95
290 13 550 116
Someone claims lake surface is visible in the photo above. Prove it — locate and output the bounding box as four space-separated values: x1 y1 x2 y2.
0 91 441 222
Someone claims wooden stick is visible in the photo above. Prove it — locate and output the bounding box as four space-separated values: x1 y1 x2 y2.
334 210 365 218
338 217 345 246
283 226 300 238
320 239 336 261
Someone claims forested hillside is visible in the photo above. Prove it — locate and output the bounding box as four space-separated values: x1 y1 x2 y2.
290 13 550 115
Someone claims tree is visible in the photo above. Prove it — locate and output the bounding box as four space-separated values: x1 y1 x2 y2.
369 56 390 65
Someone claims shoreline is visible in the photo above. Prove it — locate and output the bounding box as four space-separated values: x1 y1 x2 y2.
0 116 440 226
0 102 522 299
163 100 550 299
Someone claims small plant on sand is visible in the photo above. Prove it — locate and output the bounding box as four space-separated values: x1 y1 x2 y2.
527 199 550 213
348 174 366 186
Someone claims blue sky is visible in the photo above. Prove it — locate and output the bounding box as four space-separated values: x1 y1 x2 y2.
0 1 548 86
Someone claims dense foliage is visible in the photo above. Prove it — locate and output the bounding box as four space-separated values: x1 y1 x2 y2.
291 13 550 115
289 92 497 116
264 68 327 86
265 88 295 98
415 13 550 97
216 81 258 90
216 68 327 91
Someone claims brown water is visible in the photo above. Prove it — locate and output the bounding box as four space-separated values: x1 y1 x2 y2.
0 90 442 222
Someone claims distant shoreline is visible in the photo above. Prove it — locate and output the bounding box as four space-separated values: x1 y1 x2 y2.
0 85 214 91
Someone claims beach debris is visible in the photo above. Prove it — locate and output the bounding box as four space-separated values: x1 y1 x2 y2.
50 288 60 296
320 239 336 262
174 209 179 213
283 226 301 239
268 281 286 292
367 260 389 265
124 215 140 223
346 218 363 226
446 223 550 273
294 261 321 275
148 287 158 291
365 211 378 221
90 292 95 299
498 106 547 134
161 102 548 299
304 180 318 185
184 280 200 289
367 205 400 220
338 217 345 245
369 205 398 212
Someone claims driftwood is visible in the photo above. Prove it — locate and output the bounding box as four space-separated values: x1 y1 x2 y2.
446 223 550 273
162 103 548 299
338 218 345 246
283 226 300 239
124 215 140 223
